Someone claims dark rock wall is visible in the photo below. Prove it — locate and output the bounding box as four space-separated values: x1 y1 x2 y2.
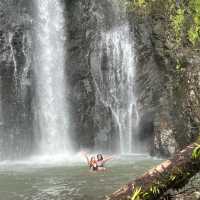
0 0 33 159
131 11 200 157
66 0 96 150
66 0 118 152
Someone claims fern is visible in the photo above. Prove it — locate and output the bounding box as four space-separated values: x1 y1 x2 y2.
192 143 200 160
132 187 142 200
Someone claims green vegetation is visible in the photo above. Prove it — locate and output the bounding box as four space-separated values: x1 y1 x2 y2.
127 0 148 9
131 141 200 200
170 7 185 45
188 0 200 45
131 169 196 199
125 0 200 47
131 187 142 200
192 143 200 160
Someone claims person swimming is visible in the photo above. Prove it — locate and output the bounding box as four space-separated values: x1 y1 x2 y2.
96 154 112 171
89 156 98 171
82 152 98 171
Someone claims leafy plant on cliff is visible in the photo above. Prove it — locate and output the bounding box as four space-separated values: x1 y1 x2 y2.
188 0 200 45
122 0 151 15
170 7 185 45
131 187 142 200
192 143 200 160
126 0 200 46
131 0 147 8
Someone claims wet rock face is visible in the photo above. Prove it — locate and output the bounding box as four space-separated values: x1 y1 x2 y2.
66 0 96 150
66 0 118 152
132 12 200 157
0 0 33 159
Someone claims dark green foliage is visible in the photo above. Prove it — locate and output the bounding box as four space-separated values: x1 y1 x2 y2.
131 141 200 200
124 0 200 47
188 0 200 45
192 143 200 160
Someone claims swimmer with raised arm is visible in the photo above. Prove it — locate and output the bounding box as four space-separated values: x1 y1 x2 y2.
82 151 98 171
96 154 112 171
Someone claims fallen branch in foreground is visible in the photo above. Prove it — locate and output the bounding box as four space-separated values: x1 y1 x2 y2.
106 138 200 200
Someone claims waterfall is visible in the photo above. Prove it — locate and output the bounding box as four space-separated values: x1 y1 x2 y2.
91 1 139 154
34 0 72 155
0 77 3 158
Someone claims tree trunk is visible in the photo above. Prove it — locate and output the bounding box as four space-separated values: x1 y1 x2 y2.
106 139 200 200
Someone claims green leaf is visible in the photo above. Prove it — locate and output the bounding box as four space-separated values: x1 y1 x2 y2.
192 143 200 160
132 187 142 200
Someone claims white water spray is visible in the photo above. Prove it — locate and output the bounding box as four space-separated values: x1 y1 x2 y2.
105 25 138 154
92 10 139 154
34 0 72 155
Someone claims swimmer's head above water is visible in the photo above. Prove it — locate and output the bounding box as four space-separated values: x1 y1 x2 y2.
89 156 98 171
97 154 103 161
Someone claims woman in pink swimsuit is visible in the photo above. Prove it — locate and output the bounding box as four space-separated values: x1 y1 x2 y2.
96 154 112 171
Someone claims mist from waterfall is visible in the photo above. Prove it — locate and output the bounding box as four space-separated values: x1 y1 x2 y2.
91 1 139 154
33 0 72 156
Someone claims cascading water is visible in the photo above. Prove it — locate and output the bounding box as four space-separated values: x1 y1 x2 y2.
34 0 72 156
0 78 3 157
91 1 139 154
0 0 140 161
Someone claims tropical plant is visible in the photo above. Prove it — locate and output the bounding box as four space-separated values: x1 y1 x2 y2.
132 187 142 200
192 143 200 160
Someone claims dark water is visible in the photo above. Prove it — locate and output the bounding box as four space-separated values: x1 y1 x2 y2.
0 155 162 200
